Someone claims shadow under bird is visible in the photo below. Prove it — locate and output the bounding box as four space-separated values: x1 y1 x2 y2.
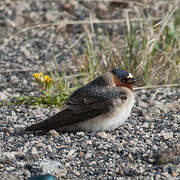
25 69 138 133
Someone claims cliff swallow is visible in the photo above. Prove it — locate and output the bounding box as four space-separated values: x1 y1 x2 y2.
25 69 137 133
27 174 59 180
149 143 180 165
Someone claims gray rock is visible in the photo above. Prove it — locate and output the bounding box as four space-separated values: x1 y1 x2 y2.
97 131 108 139
39 159 63 174
0 92 7 100
11 75 19 84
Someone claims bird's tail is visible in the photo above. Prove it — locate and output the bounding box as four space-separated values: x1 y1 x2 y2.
25 109 71 132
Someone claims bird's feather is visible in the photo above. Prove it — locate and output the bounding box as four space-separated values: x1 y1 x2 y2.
25 86 127 132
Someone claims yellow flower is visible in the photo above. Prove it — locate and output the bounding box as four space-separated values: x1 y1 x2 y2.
33 72 43 81
33 72 52 90
44 75 52 84
33 73 39 80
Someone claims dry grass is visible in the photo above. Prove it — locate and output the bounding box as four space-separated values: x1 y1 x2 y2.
2 0 179 106
70 1 180 85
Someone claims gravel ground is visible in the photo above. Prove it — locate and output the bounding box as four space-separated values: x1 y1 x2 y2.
0 88 179 179
0 1 179 179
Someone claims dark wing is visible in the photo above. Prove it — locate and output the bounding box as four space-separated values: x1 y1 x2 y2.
25 86 127 132
148 143 180 165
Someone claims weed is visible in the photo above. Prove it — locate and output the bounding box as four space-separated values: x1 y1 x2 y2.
14 1 180 107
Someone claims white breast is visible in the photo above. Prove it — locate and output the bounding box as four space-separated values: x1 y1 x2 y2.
73 90 135 132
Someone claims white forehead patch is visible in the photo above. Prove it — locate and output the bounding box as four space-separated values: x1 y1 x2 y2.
127 73 133 78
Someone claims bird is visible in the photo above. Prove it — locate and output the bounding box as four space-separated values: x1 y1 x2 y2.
27 174 59 180
149 143 180 165
25 69 138 133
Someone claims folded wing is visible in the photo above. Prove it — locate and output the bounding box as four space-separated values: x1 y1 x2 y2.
25 86 127 132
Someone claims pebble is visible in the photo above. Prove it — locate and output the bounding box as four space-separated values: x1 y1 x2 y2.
97 131 108 139
85 152 92 159
5 152 16 160
47 145 53 152
7 127 14 134
170 172 179 177
76 131 85 136
161 172 170 177
139 101 148 108
0 1 179 179
162 132 174 140
48 130 60 137
0 88 179 180
11 75 19 84
45 11 60 22
23 169 31 178
0 92 7 100
36 142 46 148
143 122 149 128
31 147 38 156
171 124 178 131
55 168 67 177
67 149 76 157
11 111 17 121
40 159 62 174
86 140 92 145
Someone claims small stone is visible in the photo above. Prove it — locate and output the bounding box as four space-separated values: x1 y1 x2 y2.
76 131 85 136
166 102 180 112
97 131 108 139
85 152 92 159
40 159 62 173
67 149 75 157
11 75 19 84
23 169 31 178
152 107 161 115
6 88 12 93
74 171 80 176
45 11 60 22
11 111 18 121
6 152 16 160
170 172 179 177
20 46 31 57
144 114 151 120
96 2 108 15
138 167 144 174
161 172 170 177
29 12 38 20
22 79 28 86
63 2 74 13
171 124 178 131
79 152 84 158
36 142 46 148
143 122 149 128
23 146 28 153
47 145 53 152
48 130 60 137
55 168 67 177
139 100 148 108
162 132 173 140
97 27 103 34
86 140 92 145
7 127 14 134
31 147 38 156
15 151 25 159
0 92 7 100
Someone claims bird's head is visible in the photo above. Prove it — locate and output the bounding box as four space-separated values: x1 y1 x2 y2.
112 69 138 90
